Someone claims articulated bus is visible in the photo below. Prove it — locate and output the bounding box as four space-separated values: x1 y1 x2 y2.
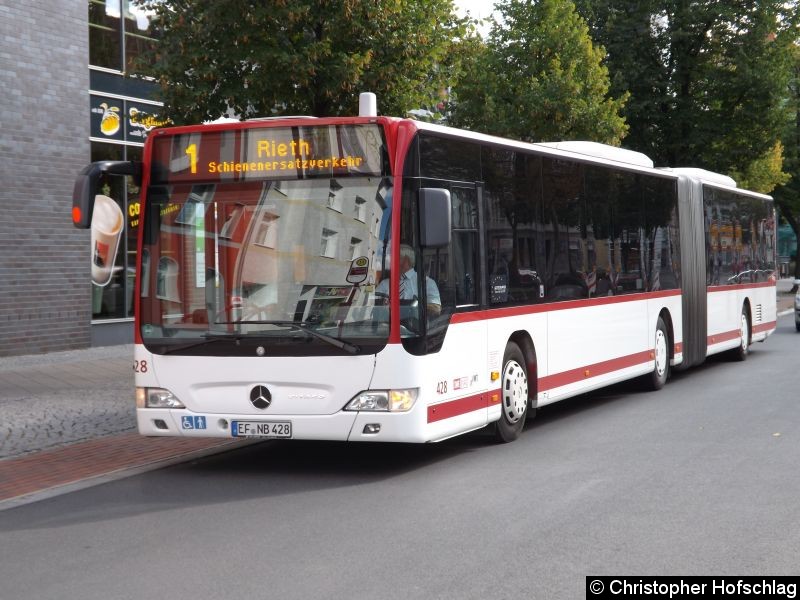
72 97 777 443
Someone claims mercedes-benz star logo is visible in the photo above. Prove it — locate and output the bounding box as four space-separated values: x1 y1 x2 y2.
249 385 272 410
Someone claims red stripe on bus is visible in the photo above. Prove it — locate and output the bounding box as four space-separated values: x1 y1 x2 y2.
753 321 777 334
427 391 496 423
539 350 653 391
707 282 776 293
704 321 781 344
428 348 654 424
450 290 681 324
707 329 741 345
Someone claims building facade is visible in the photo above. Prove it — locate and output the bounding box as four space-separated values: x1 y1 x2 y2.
0 1 159 356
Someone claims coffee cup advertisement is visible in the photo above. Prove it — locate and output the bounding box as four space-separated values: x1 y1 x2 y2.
90 195 124 286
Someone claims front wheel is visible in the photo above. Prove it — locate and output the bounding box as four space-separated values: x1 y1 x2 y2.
644 317 670 391
495 342 530 443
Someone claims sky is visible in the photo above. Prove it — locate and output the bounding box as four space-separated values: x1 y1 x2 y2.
454 0 494 20
454 0 496 35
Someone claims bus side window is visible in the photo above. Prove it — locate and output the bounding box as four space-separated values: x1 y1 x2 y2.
451 187 479 307
542 156 589 301
482 148 543 306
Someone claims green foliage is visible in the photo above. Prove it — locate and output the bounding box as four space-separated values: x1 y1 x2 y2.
772 46 800 278
574 0 798 191
136 0 469 122
731 142 789 195
448 0 628 145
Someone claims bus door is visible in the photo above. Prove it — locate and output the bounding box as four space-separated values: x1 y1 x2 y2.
424 183 489 425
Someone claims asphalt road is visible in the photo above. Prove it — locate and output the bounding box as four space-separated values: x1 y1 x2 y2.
1 316 798 600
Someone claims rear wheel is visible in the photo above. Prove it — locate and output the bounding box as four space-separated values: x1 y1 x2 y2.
730 307 750 361
495 342 529 443
644 317 670 391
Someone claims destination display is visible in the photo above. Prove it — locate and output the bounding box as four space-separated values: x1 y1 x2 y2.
150 124 387 184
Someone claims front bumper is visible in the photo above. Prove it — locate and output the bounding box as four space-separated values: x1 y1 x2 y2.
136 407 429 443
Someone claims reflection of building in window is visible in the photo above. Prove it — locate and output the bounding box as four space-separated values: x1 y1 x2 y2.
320 228 338 258
255 212 279 248
327 179 343 212
156 256 181 302
140 248 150 297
354 196 367 222
349 237 363 260
169 133 201 174
220 204 244 239
175 198 199 225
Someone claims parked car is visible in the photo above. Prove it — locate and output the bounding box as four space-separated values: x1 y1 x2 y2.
795 286 800 332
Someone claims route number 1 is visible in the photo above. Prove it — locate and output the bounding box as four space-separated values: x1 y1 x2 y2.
185 143 198 174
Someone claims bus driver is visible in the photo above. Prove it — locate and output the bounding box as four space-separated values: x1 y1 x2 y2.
376 244 441 317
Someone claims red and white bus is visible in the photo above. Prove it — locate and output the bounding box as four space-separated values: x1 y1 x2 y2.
72 98 777 443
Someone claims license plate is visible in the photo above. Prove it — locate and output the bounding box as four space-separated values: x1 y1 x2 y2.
231 421 292 438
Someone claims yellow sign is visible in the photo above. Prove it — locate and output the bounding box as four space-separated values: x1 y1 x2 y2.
129 108 171 131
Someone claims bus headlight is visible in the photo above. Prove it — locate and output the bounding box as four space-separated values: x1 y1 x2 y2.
136 387 185 409
344 388 418 412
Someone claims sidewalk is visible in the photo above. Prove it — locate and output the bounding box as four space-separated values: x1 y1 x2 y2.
0 344 136 458
0 344 242 509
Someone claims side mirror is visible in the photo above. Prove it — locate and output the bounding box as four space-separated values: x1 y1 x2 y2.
418 188 451 248
72 161 142 229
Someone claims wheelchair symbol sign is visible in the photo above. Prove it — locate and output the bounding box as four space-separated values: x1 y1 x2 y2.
181 416 207 430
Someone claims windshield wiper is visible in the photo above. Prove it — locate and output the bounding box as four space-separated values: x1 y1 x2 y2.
212 320 360 354
158 335 230 355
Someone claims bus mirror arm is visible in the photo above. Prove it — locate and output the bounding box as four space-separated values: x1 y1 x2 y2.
72 160 142 229
418 188 451 248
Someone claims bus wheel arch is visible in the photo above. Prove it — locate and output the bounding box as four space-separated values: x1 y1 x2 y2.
495 332 537 443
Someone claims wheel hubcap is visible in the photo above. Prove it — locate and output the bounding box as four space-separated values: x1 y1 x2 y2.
740 315 748 351
654 330 667 378
502 360 528 423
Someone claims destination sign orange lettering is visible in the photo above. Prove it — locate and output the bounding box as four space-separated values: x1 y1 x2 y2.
151 125 385 184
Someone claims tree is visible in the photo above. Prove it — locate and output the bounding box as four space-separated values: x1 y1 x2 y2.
773 46 800 287
137 0 468 122
448 0 628 145
574 0 798 192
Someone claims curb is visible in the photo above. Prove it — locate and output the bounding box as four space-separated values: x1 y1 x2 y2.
0 433 253 511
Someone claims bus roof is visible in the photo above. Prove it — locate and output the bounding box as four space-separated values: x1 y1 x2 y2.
412 120 669 175
662 167 773 201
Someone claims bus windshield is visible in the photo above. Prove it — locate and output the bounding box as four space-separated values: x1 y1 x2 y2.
138 124 394 354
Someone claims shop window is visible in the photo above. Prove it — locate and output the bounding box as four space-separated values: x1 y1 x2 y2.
91 142 127 319
89 0 122 70
124 0 158 74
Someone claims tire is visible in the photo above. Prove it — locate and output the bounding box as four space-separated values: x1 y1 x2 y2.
795 319 799 333
495 342 529 443
730 307 750 361
644 316 670 391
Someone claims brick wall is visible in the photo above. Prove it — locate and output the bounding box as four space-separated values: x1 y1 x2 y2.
0 2 92 356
